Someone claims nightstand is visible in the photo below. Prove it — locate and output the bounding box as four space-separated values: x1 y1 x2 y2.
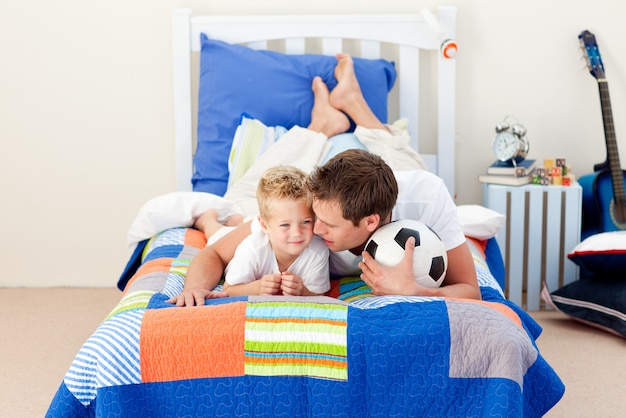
482 182 582 310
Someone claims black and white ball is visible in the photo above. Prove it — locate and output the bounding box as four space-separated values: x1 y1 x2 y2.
364 219 448 288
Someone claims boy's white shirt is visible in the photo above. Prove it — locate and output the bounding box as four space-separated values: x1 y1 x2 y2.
224 217 331 294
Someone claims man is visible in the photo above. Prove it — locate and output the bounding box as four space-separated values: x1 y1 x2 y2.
168 54 479 307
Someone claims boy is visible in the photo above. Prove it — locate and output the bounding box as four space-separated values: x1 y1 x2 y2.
216 165 329 296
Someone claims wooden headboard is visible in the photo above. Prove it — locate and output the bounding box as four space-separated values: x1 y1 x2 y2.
171 7 457 194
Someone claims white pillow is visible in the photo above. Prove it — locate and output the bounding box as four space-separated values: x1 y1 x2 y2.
127 192 243 248
228 115 287 189
456 205 506 240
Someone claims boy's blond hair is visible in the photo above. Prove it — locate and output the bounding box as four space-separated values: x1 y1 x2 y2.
256 166 311 220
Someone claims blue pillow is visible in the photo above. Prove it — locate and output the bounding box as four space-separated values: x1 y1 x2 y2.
567 231 626 278
193 35 397 195
549 278 626 338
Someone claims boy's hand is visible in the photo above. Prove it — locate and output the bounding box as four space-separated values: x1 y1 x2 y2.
258 274 283 295
280 272 305 296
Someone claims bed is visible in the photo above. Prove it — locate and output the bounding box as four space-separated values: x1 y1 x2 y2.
46 7 565 417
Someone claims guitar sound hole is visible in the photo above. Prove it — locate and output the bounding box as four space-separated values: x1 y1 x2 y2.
609 198 626 228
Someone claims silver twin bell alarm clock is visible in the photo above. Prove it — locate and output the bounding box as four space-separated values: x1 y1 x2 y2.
492 115 529 165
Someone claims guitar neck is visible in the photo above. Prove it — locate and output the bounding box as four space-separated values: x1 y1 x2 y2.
598 79 626 197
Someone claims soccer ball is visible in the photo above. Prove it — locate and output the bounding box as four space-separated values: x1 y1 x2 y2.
364 219 448 288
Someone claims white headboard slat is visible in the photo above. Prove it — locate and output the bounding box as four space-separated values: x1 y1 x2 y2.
321 38 342 56
285 38 306 54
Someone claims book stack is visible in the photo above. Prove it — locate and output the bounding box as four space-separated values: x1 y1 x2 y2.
478 159 536 186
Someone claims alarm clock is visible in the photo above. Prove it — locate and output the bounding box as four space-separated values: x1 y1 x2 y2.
492 116 529 165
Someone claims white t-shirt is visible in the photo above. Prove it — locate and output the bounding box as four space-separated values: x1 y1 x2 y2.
329 169 465 277
225 219 331 294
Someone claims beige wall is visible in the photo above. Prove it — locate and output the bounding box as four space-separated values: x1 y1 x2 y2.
2 0 625 287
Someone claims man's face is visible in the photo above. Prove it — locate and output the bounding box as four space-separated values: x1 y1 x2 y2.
312 198 374 253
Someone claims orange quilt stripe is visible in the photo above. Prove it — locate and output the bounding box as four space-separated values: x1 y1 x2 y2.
466 236 487 259
326 280 341 298
245 356 346 368
184 228 207 249
122 258 174 295
141 301 246 382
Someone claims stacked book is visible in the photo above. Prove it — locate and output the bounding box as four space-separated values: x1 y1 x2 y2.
478 159 536 186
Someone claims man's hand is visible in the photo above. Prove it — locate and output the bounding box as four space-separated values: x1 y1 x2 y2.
361 237 482 300
167 288 228 307
169 220 253 306
359 236 427 296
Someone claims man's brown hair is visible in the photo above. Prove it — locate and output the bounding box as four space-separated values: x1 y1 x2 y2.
308 149 398 225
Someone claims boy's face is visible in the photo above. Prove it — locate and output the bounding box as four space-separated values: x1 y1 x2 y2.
259 198 315 259
312 198 378 254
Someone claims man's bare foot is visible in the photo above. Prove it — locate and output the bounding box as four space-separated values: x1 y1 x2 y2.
330 53 386 131
329 54 363 112
307 76 350 137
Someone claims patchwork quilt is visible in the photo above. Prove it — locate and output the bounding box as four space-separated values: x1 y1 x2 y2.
46 227 564 417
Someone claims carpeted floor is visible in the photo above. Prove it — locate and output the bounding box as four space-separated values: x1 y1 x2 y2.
1 288 624 417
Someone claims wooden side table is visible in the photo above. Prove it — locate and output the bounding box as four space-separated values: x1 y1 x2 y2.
482 182 582 310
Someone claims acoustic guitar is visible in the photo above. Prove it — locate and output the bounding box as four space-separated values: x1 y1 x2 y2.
578 30 626 240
